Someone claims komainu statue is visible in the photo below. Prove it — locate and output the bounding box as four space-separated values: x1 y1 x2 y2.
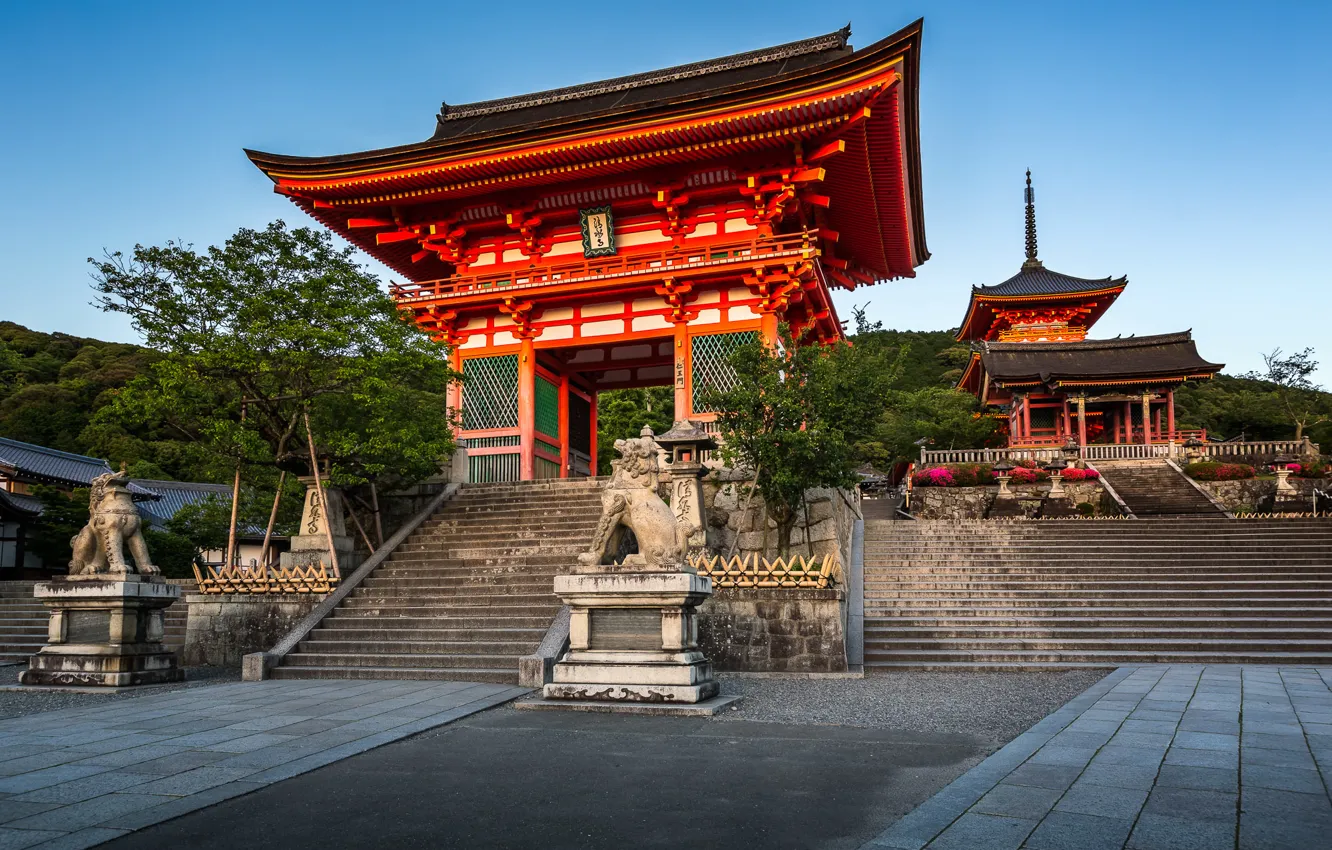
68 472 159 578
578 432 687 570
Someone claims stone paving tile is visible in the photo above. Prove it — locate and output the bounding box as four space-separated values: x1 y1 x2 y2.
0 679 524 849
860 666 1332 850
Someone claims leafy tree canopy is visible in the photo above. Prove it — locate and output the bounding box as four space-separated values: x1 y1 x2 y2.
88 221 460 490
596 387 674 472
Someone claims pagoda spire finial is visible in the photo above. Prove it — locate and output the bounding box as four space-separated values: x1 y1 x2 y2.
1023 168 1043 270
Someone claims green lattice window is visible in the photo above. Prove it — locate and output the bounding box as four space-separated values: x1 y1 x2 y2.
691 331 758 413
535 376 560 438
1029 408 1058 432
462 355 519 431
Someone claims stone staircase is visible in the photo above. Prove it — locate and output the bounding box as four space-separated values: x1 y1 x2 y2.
271 478 604 683
0 580 190 666
864 517 1332 670
1096 460 1223 516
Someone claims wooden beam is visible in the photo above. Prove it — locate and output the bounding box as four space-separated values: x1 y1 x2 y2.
347 217 394 229
806 139 846 163
376 231 420 245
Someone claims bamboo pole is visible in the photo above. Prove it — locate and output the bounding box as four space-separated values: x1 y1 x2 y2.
258 470 286 568
225 403 246 569
369 481 385 547
302 408 340 575
346 503 375 554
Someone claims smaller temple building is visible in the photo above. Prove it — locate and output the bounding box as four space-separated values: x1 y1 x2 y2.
956 174 1223 448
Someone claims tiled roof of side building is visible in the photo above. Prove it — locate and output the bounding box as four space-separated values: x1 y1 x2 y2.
131 479 276 537
0 488 43 518
978 332 1225 382
972 266 1127 298
0 437 156 498
431 27 852 141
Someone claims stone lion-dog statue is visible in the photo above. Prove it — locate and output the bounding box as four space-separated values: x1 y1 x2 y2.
69 472 159 577
578 432 688 570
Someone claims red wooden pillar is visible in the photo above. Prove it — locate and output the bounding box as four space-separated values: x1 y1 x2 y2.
558 371 570 478
518 338 535 480
1077 395 1088 447
1167 390 1176 439
588 392 599 477
1021 395 1031 443
673 323 690 421
1123 401 1133 443
448 348 464 437
1062 398 1072 439
759 311 780 346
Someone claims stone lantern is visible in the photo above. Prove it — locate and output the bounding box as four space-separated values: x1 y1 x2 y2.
653 420 717 553
1061 435 1080 468
1272 455 1298 499
1044 459 1068 499
1184 436 1205 466
992 460 1016 499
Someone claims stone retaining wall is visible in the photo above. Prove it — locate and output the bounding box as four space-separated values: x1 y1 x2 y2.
1199 478 1322 513
698 587 847 673
701 473 859 569
910 482 1109 520
183 594 323 667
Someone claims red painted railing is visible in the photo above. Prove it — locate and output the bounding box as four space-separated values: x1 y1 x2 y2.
389 231 818 301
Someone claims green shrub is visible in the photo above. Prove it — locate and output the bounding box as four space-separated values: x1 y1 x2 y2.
141 529 199 579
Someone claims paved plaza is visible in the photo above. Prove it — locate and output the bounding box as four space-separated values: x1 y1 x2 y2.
864 666 1332 850
0 679 526 849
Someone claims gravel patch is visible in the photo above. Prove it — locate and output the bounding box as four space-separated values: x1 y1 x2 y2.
0 666 240 720
715 669 1111 745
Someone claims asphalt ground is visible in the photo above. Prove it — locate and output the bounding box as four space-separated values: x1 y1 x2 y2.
104 671 1110 850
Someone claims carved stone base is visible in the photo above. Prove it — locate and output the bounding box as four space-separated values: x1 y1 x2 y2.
19 576 182 688
542 571 719 705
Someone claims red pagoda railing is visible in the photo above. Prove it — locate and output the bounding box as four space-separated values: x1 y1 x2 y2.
390 231 819 302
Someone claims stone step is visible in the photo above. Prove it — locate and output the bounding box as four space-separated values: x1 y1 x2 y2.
283 651 520 670
864 649 1332 665
297 639 536 655
269 665 519 683
865 597 1332 610
309 627 546 642
865 587 1332 598
360 576 557 590
865 604 1332 617
865 625 1332 639
865 637 1332 652
336 600 558 614
322 614 553 629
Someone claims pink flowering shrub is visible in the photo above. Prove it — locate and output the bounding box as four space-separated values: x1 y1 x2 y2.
1060 467 1100 482
1292 462 1329 478
912 467 957 487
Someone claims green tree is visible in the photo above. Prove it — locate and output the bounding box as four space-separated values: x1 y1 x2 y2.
595 387 674 472
703 326 888 554
88 221 461 550
865 387 1003 468
1242 348 1330 441
26 486 89 567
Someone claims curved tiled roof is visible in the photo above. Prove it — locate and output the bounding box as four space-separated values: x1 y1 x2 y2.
972 265 1127 298
434 27 852 138
0 488 42 519
977 332 1225 384
131 479 274 537
0 437 155 498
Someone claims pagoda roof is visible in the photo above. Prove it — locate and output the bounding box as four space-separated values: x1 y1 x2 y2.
961 331 1224 393
955 264 1127 341
245 20 928 285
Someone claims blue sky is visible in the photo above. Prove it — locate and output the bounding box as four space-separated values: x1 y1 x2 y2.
1 1 1328 381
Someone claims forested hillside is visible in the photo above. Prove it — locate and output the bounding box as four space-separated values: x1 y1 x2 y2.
1 321 1328 480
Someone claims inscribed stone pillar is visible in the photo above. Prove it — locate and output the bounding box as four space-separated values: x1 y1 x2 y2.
281 476 355 571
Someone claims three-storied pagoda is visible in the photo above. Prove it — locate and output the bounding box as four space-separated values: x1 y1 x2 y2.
956 173 1223 447
248 21 928 481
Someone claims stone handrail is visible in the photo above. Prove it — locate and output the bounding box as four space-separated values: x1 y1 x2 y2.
241 483 460 681
1201 439 1317 459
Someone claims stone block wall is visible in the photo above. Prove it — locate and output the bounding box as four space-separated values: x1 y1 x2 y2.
910 482 1109 520
183 594 322 667
701 472 859 570
1200 478 1322 513
698 588 847 673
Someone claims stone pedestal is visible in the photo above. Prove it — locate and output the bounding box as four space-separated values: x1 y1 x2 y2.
543 570 719 704
20 576 182 687
280 476 356 571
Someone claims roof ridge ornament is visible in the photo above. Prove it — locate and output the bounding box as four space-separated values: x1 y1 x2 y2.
1022 168 1043 270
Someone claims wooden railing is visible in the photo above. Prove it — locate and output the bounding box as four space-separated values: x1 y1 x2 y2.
921 438 1320 466
390 230 818 301
691 553 840 588
192 561 340 594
